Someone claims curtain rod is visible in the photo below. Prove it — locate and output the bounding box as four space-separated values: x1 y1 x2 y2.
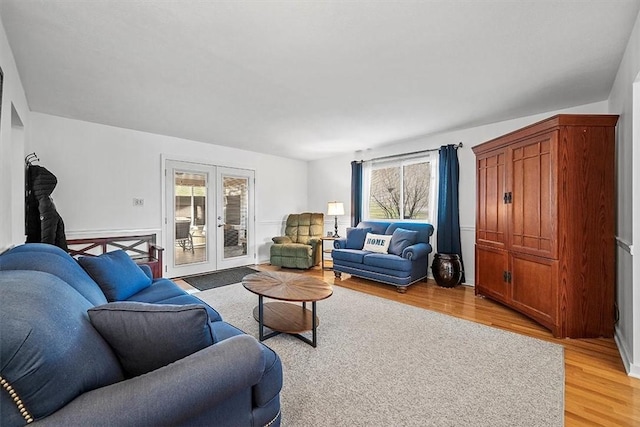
359 142 463 163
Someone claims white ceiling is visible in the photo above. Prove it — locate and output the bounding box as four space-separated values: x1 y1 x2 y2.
2 1 639 161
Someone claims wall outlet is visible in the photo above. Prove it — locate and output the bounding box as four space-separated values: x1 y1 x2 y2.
133 198 144 207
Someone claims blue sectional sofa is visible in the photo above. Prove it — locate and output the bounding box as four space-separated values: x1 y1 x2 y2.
0 243 282 427
332 221 434 293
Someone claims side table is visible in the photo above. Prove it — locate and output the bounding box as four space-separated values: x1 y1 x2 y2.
320 237 338 270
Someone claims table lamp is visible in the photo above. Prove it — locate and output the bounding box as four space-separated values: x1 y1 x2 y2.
327 201 344 238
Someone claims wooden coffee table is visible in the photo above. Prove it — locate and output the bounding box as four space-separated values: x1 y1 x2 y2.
242 271 333 347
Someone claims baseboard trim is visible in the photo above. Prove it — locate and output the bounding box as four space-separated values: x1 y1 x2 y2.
615 327 640 378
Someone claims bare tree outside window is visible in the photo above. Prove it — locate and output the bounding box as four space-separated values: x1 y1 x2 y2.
369 167 400 218
368 160 432 220
403 162 431 220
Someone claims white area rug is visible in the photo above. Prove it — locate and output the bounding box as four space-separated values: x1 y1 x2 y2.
197 284 564 427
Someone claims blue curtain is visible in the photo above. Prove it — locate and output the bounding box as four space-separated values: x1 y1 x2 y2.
437 145 465 282
351 161 363 227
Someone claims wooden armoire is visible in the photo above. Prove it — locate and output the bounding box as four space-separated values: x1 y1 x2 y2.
472 114 618 338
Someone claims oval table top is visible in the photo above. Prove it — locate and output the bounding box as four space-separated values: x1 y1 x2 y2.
242 270 333 302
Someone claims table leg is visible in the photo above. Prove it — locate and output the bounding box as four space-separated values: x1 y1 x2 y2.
258 295 264 341
312 301 317 347
256 297 281 342
254 299 318 346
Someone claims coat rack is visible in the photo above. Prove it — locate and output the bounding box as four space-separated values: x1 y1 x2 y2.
25 152 39 166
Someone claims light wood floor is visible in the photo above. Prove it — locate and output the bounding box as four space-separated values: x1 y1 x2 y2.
180 264 640 426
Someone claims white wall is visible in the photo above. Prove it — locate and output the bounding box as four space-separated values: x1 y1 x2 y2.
609 8 640 378
26 112 309 264
308 100 609 286
0 17 29 252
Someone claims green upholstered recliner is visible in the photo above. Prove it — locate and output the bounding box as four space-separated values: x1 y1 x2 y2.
270 213 324 269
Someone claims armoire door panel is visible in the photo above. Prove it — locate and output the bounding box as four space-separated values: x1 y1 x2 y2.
509 132 557 259
509 253 557 331
476 150 506 249
475 246 509 303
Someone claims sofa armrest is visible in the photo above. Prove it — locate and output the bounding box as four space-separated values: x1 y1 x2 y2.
334 238 347 249
138 264 153 280
272 236 292 244
402 242 432 260
35 335 266 427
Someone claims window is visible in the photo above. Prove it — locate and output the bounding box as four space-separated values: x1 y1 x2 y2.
363 155 437 222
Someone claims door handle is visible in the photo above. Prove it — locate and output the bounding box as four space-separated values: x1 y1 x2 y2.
217 223 225 228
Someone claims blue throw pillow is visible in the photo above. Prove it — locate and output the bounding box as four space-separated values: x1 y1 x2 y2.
388 228 419 256
88 302 214 377
78 250 152 301
346 227 372 249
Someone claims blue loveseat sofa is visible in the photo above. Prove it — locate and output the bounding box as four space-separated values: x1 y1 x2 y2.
332 221 434 293
0 243 282 427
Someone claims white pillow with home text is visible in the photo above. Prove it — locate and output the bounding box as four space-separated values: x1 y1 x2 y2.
362 233 392 254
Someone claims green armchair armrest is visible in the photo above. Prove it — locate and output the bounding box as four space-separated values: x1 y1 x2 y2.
272 236 293 244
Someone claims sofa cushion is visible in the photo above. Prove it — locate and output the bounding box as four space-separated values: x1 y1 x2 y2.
124 278 186 303
0 271 124 424
211 319 246 342
363 252 413 272
142 293 223 322
117 278 222 322
78 250 152 301
346 227 372 249
88 302 214 377
332 249 367 264
388 228 419 256
363 233 392 253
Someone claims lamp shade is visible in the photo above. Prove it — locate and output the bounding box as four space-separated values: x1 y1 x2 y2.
327 202 345 216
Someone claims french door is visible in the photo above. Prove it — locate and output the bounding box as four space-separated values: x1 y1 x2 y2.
165 160 255 278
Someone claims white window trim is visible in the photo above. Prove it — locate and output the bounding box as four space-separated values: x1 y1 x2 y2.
362 154 439 222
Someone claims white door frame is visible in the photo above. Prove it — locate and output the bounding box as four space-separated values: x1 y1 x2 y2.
162 157 256 278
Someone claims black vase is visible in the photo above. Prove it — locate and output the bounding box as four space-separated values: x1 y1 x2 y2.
431 253 463 288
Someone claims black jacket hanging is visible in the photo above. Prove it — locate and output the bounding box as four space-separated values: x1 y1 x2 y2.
25 165 68 251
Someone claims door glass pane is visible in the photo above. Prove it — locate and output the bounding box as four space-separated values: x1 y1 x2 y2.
222 175 248 259
174 171 207 266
